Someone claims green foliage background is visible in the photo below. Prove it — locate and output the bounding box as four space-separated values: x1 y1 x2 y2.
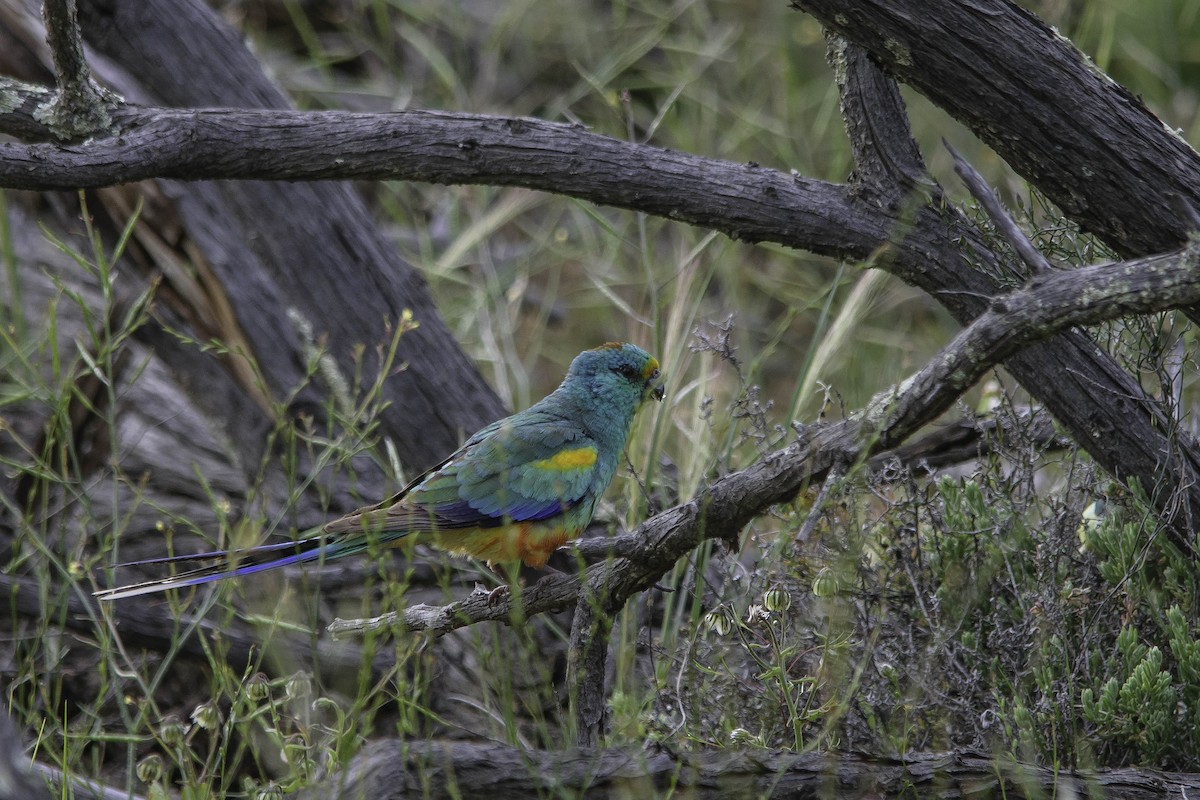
7 0 1200 797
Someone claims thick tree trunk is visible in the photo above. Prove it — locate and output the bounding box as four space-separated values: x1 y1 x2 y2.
73 0 508 476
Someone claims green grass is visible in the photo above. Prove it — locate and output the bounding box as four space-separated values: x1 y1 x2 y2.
8 1 1200 797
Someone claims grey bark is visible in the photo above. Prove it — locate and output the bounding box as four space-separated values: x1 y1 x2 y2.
794 0 1200 258
71 0 508 476
296 739 1200 800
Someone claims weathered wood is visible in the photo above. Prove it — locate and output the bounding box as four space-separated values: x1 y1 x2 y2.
828 42 1200 535
71 0 508 476
796 0 1200 259
296 739 1200 800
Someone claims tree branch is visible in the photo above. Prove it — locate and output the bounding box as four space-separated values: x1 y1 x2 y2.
328 237 1200 640
0 101 855 248
296 738 1200 800
948 141 1054 275
39 0 115 138
829 41 1200 533
794 0 1200 259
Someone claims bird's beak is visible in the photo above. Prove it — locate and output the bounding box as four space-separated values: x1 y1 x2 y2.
643 359 665 402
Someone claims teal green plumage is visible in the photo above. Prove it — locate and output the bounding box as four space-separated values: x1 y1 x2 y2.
95 342 664 600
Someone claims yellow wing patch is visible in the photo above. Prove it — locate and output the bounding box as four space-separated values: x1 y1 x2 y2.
534 446 598 471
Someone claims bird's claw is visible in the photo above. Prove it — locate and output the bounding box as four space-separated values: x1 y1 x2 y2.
485 584 511 606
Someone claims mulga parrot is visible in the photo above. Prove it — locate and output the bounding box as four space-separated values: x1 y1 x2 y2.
94 342 664 600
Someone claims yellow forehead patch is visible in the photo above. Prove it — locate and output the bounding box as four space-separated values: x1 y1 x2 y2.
535 447 598 471
642 357 661 380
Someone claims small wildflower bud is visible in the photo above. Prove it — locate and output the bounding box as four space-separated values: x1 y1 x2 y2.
811 567 839 598
763 587 792 613
728 728 758 746
136 754 164 784
158 714 188 747
250 781 284 800
191 700 221 731
245 672 271 702
1065 585 1091 607
68 561 86 579
703 609 732 636
285 671 312 701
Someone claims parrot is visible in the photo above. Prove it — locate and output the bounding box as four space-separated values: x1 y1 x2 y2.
94 342 664 600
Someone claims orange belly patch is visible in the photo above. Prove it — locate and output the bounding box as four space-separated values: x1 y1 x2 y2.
437 522 575 567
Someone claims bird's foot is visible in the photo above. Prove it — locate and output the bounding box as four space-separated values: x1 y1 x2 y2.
485 584 511 607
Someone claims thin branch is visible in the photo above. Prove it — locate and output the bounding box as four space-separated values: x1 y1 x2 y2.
793 461 843 546
948 142 1054 275
329 238 1200 639
868 407 1068 476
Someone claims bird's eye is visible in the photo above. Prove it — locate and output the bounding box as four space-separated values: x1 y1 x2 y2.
612 364 639 380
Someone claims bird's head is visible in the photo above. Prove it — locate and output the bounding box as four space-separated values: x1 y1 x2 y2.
566 342 665 410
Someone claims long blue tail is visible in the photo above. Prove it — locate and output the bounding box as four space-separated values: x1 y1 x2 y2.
93 533 365 601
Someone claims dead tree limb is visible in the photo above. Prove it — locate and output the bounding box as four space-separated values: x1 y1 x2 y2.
296 739 1200 800
795 0 1200 259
